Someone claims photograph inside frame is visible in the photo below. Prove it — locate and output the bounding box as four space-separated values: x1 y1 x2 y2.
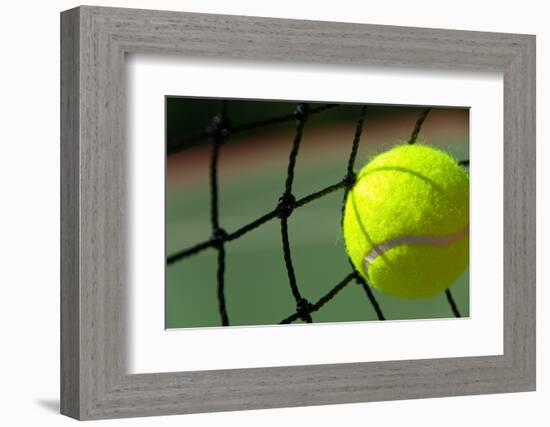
165 98 470 329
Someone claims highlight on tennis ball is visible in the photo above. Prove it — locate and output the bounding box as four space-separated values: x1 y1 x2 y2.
343 144 469 299
165 98 470 328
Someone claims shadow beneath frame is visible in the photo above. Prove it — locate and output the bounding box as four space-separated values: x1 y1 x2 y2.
35 399 59 414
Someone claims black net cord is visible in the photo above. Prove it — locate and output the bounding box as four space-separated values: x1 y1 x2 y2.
210 101 229 326
356 275 386 320
278 104 313 323
445 288 461 317
339 106 386 321
408 107 432 144
280 272 357 324
340 105 366 224
216 242 229 325
280 105 387 324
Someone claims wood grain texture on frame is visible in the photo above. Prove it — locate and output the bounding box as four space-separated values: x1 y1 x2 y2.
60 5 536 420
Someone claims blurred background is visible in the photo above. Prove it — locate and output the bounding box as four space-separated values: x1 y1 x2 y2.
165 98 469 329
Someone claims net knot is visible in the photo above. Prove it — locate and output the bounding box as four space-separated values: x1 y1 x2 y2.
294 103 310 120
276 193 296 219
343 172 357 188
353 272 365 286
207 114 230 139
211 227 228 248
296 298 313 321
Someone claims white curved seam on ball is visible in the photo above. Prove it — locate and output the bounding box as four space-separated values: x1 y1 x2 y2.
362 224 469 276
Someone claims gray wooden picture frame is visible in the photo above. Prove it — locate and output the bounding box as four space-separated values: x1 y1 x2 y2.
60 5 536 421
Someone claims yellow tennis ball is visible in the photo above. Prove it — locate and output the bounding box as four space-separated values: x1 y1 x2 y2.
343 144 469 299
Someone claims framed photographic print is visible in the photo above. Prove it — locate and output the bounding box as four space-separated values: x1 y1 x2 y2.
60 5 536 420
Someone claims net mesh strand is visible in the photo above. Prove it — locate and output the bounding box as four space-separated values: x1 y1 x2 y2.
167 103 467 326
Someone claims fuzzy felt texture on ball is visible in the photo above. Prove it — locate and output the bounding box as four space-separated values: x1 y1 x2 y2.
343 144 469 299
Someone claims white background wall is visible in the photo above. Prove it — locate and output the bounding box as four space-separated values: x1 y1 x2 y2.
0 0 546 425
